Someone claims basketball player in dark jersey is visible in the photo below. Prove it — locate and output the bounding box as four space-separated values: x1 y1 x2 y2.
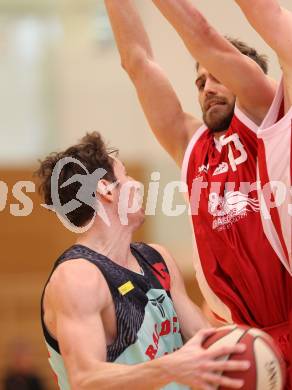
105 1 292 388
37 133 249 390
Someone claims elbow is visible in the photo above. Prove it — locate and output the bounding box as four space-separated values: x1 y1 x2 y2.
71 378 84 390
193 20 217 45
121 48 153 81
72 379 90 390
72 374 108 390
70 373 90 390
183 8 213 43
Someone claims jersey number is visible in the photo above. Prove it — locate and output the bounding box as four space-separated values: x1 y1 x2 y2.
220 133 247 171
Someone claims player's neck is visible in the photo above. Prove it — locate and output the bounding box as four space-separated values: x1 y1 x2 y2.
76 219 134 267
213 129 227 140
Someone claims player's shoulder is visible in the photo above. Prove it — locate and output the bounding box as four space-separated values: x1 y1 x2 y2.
147 243 179 274
48 259 109 311
148 243 169 258
52 258 102 285
231 104 259 135
235 78 277 131
134 242 181 276
182 122 209 165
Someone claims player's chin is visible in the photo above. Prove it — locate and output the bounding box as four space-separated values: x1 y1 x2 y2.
207 105 227 119
205 109 232 132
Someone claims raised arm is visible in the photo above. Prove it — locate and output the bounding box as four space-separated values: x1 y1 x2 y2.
152 0 276 124
105 0 201 166
234 0 292 107
234 0 292 68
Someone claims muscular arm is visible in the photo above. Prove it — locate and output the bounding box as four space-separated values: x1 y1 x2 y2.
48 260 174 390
46 258 249 390
152 0 275 124
149 244 210 341
105 0 201 166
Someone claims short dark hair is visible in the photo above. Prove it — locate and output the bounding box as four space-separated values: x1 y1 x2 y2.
36 132 118 227
196 36 268 74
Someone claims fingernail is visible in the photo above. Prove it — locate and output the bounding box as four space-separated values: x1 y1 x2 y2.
244 361 251 369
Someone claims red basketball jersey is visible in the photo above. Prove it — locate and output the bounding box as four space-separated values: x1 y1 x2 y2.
182 106 291 331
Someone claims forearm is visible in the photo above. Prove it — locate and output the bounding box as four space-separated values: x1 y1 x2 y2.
189 302 211 333
152 0 274 119
78 355 177 390
152 0 233 65
235 0 280 24
105 0 153 72
178 299 211 342
234 0 285 54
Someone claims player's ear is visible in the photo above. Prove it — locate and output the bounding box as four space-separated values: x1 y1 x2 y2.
97 179 114 202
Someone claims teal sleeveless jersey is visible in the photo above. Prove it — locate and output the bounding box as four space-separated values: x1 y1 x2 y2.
41 243 189 389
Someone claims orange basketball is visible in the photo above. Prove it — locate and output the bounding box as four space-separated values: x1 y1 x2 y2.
202 325 286 390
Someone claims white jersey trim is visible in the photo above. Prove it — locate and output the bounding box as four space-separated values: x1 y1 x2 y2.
234 105 259 134
181 125 207 185
192 239 233 323
47 343 70 390
258 76 292 138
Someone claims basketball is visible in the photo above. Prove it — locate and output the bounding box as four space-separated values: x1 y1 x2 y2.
203 325 286 390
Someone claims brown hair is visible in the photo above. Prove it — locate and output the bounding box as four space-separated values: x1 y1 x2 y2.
36 132 118 227
196 36 268 74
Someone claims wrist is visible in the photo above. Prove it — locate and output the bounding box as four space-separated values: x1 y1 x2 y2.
155 351 180 384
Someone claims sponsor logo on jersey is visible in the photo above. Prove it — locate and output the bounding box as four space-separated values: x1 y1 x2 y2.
198 164 209 175
118 281 135 295
213 162 229 176
208 191 260 231
150 294 166 318
152 263 171 290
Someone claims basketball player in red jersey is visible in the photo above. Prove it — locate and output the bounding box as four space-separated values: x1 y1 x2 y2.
105 1 292 388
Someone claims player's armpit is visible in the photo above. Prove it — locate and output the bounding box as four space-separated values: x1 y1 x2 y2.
47 260 110 387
